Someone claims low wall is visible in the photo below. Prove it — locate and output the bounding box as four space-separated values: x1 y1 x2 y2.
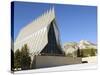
34 56 82 69
82 56 97 63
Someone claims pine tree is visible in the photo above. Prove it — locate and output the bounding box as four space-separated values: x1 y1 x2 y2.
77 48 81 57
11 49 14 71
14 49 21 70
90 48 96 56
21 44 31 70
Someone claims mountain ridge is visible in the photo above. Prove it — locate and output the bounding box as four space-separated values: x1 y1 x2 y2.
63 40 97 55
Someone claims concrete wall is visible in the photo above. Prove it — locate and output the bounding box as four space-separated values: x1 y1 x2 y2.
35 56 82 69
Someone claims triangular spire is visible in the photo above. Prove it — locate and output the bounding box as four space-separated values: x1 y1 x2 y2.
52 6 55 17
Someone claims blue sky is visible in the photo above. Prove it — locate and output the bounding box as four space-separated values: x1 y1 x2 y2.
12 1 97 44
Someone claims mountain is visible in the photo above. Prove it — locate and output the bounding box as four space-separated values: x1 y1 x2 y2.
63 42 78 54
78 40 97 49
63 40 97 57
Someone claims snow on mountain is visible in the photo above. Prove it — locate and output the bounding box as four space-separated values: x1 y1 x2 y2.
63 40 97 54
78 40 97 49
63 42 78 54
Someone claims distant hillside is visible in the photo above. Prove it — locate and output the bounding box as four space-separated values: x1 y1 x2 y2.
63 40 97 57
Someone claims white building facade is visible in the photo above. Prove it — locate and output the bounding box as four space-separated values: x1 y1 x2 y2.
14 7 64 57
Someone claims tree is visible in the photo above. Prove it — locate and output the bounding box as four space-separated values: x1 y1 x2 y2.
14 49 21 70
11 49 14 71
77 48 81 57
90 48 96 56
80 50 84 57
21 44 31 70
